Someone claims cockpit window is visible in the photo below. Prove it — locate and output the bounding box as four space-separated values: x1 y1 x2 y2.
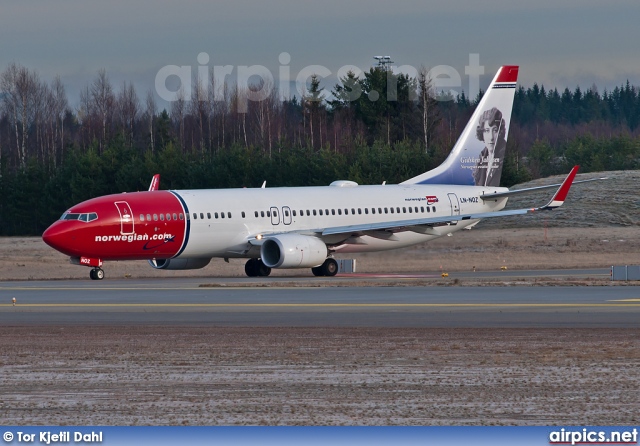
60 212 98 223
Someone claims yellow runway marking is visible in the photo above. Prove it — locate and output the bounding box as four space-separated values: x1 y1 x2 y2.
609 299 640 302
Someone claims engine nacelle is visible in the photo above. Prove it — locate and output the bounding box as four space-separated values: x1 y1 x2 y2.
148 258 211 270
261 234 327 268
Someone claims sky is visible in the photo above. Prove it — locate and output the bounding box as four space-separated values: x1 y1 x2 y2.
1 0 639 105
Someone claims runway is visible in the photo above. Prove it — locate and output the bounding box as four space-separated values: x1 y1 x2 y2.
1 270 638 327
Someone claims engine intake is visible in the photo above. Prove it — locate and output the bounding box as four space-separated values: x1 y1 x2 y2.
261 234 327 268
148 258 211 270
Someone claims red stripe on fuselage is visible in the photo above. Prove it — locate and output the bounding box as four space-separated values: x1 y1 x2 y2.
42 191 187 260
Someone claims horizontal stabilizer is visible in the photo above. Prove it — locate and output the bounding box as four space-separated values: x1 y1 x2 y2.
481 173 607 200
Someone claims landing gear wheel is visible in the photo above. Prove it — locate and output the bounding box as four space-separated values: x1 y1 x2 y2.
312 259 338 277
321 258 338 277
245 259 272 277
90 268 105 280
245 259 259 277
257 261 271 277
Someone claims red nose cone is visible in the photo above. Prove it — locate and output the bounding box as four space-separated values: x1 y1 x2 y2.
42 222 75 256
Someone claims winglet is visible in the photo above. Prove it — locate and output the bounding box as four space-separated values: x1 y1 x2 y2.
539 166 579 210
148 174 160 191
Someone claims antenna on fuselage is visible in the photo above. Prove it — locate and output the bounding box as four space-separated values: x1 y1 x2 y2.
261 181 266 188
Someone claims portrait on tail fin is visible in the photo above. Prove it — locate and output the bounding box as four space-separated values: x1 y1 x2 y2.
473 107 507 187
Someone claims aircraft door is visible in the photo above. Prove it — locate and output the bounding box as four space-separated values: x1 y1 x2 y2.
114 201 135 234
282 206 292 225
447 193 460 216
270 206 280 225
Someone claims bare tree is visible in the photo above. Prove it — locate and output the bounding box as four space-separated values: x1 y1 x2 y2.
117 81 139 147
144 89 156 153
418 66 440 153
51 76 68 163
190 76 208 154
90 69 115 152
171 87 186 151
0 63 39 169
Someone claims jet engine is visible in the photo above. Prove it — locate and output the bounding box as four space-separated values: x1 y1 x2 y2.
148 258 211 270
260 234 327 268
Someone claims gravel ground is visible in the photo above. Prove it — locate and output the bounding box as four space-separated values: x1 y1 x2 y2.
1 326 639 425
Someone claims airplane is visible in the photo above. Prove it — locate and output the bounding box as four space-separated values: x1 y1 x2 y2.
42 65 587 280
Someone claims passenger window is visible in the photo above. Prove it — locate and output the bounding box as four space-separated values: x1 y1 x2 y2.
140 214 145 222
325 209 329 215
160 214 165 221
306 210 310 216
397 207 401 213
207 213 211 219
200 213 204 220
147 214 151 221
186 213 190 220
432 206 436 212
390 208 394 214
285 210 289 217
255 211 259 218
408 208 413 213
242 212 246 218
179 213 184 220
421 207 424 213
261 211 265 217
215 212 219 219
166 213 171 220
319 209 323 216
220 212 225 219
402 207 407 213
338 209 342 215
427 207 430 213
358 209 362 214
351 209 355 215
331 209 335 215
378 208 382 214
228 212 231 218
292 210 297 217
313 210 317 216
193 213 197 220
364 208 368 214
273 211 278 217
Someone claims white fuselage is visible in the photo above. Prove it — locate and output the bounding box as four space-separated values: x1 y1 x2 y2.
175 183 509 259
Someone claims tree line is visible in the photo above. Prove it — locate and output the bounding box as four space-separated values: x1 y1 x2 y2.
1 62 640 235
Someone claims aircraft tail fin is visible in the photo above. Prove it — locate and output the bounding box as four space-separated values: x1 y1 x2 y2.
402 65 519 187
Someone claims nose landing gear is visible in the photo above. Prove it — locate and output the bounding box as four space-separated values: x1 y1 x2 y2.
89 268 105 280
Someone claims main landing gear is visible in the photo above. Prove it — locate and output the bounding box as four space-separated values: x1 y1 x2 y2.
311 258 338 277
245 258 271 277
89 268 105 280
